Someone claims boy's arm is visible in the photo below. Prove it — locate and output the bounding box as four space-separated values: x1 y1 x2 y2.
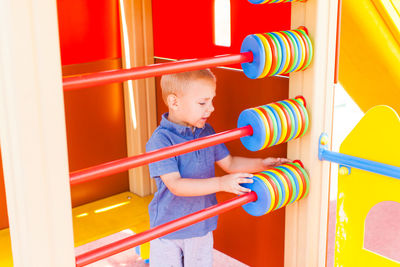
160 171 253 197
217 155 291 174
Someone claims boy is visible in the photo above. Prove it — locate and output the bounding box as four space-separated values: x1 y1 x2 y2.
146 69 289 267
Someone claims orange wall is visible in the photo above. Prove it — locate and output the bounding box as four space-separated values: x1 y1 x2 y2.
0 77 129 221
57 0 129 207
63 60 130 207
155 60 288 266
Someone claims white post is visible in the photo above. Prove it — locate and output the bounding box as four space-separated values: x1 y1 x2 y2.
0 1 75 267
285 0 339 266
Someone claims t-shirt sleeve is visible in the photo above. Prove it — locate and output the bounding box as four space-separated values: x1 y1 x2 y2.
207 125 230 161
146 132 179 178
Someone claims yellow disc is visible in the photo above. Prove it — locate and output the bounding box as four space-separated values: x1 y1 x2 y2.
269 103 288 144
255 34 272 78
284 100 303 139
289 30 306 72
274 32 291 74
282 164 304 202
251 108 271 150
266 169 290 207
254 174 276 214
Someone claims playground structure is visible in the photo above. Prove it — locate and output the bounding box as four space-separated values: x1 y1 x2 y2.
0 0 399 266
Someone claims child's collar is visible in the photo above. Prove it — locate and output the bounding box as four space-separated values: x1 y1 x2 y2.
160 113 205 136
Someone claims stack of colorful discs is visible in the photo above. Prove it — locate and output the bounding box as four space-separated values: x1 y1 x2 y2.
248 0 307 4
237 96 309 151
241 160 309 216
240 27 313 79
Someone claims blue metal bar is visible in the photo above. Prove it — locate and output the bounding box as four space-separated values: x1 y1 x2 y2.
318 133 400 179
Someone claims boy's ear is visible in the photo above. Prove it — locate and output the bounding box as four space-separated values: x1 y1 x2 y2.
167 94 179 110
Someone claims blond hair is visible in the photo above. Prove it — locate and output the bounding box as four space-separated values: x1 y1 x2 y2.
160 69 216 105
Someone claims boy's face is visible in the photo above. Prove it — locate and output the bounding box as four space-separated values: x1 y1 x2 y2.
170 78 216 129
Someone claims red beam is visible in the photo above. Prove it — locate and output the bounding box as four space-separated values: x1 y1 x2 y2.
63 52 253 91
75 191 257 266
70 125 253 185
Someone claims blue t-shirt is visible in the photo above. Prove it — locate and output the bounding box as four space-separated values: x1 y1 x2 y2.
146 113 230 239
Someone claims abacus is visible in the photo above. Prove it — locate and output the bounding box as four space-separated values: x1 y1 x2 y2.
76 162 309 266
74 98 310 265
242 161 309 216
63 28 313 90
238 96 309 151
240 27 313 79
71 97 309 185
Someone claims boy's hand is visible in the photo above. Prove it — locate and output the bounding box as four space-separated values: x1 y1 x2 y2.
219 173 254 195
262 157 291 168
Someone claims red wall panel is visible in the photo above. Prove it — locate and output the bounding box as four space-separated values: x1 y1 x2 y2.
152 0 291 59
57 0 122 65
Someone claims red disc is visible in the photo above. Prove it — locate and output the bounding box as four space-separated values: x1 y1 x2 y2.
258 172 280 211
282 163 307 200
255 106 274 147
262 33 278 77
294 95 307 108
286 99 306 138
293 29 310 70
297 26 309 36
293 160 304 168
280 32 295 74
272 168 293 206
273 102 292 143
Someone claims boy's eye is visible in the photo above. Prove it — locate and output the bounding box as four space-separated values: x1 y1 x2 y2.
199 102 206 105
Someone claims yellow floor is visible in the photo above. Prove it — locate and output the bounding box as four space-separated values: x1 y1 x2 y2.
0 191 153 266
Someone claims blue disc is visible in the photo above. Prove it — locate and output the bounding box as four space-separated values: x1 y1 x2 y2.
240 34 266 79
276 166 300 204
269 32 287 76
247 0 265 4
241 176 271 216
278 101 298 142
237 108 266 151
265 105 282 146
283 31 302 73
263 171 286 210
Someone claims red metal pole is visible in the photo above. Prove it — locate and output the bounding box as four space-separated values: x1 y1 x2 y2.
75 191 257 266
70 125 252 185
63 52 253 91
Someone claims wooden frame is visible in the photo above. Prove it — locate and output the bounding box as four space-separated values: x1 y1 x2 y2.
285 0 339 266
119 0 157 196
0 0 75 266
